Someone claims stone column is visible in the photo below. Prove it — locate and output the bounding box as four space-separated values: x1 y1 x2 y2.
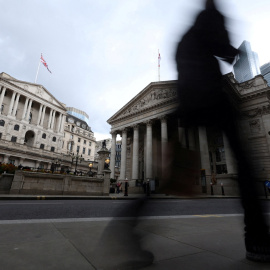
8 91 16 115
223 133 237 174
56 113 62 132
198 126 211 175
40 106 46 126
0 87 6 114
22 97 29 120
25 99 33 122
109 131 117 179
37 104 43 126
132 125 139 180
146 120 153 179
178 118 187 147
160 116 168 178
119 128 127 180
60 114 66 133
50 110 56 130
47 108 53 129
12 93 20 117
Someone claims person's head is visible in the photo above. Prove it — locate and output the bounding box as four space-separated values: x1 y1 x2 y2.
205 0 216 9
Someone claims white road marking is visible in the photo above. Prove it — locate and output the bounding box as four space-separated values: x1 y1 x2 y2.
0 202 64 205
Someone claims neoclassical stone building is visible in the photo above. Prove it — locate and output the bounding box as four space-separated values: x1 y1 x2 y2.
108 73 270 194
0 72 96 171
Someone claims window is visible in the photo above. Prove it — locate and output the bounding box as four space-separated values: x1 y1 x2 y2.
83 147 86 154
29 112 32 123
40 144 45 149
50 147 55 152
84 140 86 144
71 125 75 132
89 141 91 146
70 134 73 139
8 159 15 165
14 124 20 131
77 146 80 152
0 105 4 113
0 120 5 127
52 136 56 142
88 149 91 156
11 136 17 142
78 138 81 142
42 133 46 139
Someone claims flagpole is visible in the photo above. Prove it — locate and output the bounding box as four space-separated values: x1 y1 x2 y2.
35 55 41 84
158 49 160 81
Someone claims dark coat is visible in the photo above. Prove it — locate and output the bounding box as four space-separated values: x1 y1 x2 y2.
175 5 238 126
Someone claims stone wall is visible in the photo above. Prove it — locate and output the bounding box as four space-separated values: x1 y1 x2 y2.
0 173 14 194
9 170 110 195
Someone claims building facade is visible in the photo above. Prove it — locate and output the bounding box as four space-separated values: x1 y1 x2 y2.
62 110 96 162
0 72 67 168
107 74 270 195
233 40 261 83
0 72 96 172
260 62 270 86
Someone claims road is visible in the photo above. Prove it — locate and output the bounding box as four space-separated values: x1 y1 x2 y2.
1 198 270 220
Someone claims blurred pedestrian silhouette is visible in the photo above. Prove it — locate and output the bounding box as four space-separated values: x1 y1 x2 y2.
173 0 270 262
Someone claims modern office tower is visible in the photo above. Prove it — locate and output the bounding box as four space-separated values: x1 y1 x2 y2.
66 107 89 125
233 40 261 83
260 62 270 86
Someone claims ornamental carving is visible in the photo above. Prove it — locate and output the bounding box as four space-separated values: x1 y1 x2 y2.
249 119 261 134
243 105 270 118
122 88 177 116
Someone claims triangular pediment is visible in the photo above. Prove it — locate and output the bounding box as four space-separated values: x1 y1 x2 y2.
107 80 178 124
0 72 66 110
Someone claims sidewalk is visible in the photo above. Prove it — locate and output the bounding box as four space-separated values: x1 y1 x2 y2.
0 214 270 269
0 192 268 200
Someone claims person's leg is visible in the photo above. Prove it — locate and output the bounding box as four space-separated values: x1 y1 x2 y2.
220 115 270 261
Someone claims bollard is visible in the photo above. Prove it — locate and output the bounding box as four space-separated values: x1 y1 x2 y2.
210 182 214 195
221 183 225 196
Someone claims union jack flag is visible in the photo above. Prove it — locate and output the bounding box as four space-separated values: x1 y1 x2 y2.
40 54 52 73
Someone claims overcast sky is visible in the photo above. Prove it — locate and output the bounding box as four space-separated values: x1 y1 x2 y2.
1 0 270 140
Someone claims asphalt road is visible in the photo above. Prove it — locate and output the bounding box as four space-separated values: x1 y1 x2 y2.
1 198 269 220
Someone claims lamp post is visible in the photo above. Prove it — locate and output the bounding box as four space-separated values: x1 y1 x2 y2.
89 162 93 177
70 151 84 174
52 158 61 173
104 157 110 169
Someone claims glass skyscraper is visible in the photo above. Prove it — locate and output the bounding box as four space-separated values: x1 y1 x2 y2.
260 62 270 86
233 41 261 83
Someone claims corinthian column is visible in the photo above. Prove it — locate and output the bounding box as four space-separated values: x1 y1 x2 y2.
146 120 153 179
22 98 29 120
198 126 211 176
0 87 6 114
110 131 117 179
8 91 16 116
132 124 139 181
12 93 20 117
119 128 127 180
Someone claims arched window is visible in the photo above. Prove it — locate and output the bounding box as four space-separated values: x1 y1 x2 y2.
42 133 46 139
40 144 45 149
50 146 55 152
52 136 56 142
14 124 20 131
0 120 5 127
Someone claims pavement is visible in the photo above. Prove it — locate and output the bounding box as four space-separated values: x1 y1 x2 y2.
0 194 270 270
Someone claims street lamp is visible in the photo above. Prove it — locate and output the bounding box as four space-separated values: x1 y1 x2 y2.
52 158 61 173
70 151 84 174
88 162 93 177
104 157 110 169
